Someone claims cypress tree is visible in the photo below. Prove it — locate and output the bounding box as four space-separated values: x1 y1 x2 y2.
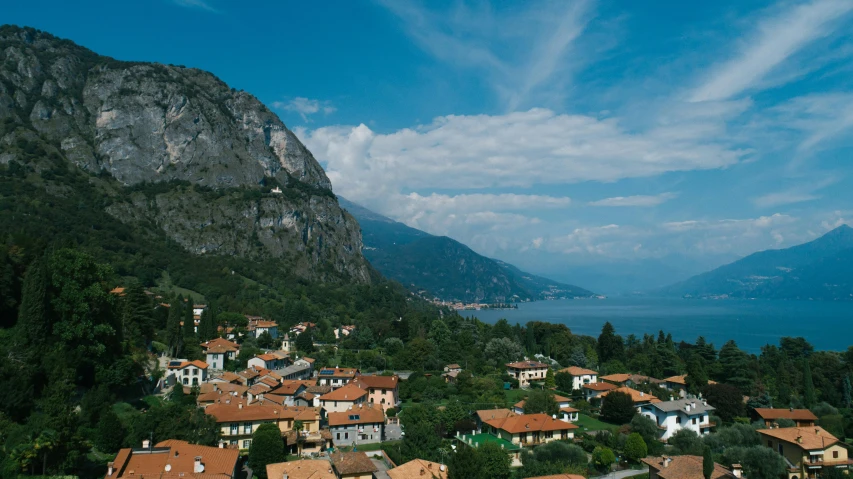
17 256 50 349
183 296 196 339
166 296 184 357
95 409 126 453
843 375 852 408
703 446 714 479
803 357 816 407
198 305 216 341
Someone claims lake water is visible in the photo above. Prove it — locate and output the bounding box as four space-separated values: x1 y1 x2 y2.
464 297 853 354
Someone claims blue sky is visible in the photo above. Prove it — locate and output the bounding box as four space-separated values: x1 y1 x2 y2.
5 0 853 281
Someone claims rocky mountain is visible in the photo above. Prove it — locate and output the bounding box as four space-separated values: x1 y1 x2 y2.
0 25 369 283
338 196 594 302
659 225 853 300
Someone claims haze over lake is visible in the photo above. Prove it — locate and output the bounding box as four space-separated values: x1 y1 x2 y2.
466 297 853 353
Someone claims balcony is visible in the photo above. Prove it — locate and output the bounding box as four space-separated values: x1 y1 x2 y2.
803 458 853 468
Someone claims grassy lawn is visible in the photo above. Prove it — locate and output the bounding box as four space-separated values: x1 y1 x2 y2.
335 440 402 453
574 413 620 433
157 271 206 302
503 388 529 405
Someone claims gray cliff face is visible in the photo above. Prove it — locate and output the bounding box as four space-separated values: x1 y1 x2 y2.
0 25 370 283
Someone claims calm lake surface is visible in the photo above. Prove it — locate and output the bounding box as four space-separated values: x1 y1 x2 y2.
464 297 853 353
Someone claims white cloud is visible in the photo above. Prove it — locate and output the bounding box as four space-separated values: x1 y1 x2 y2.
690 0 853 102
589 192 678 207
380 0 594 110
172 0 218 13
662 213 797 232
272 97 336 121
752 192 820 208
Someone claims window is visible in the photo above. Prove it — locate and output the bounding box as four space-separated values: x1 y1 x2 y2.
183 378 188 385
193 369 198 376
230 424 238 435
778 444 783 455
243 440 250 448
336 433 340 440
344 432 349 439
692 418 697 425
243 422 252 434
768 440 773 447
833 451 839 459
676 417 682 424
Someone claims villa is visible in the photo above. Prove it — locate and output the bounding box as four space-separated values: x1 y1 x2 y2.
558 366 599 390
640 398 715 440
506 360 550 388
758 426 851 479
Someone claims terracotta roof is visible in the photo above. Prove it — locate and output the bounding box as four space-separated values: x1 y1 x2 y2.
600 373 631 383
642 456 736 479
506 361 550 369
283 429 332 446
205 401 319 423
559 366 598 376
319 384 368 402
354 375 399 389
524 475 586 479
664 375 717 386
169 360 209 370
110 287 126 296
248 384 271 396
201 338 240 351
560 406 580 413
266 460 335 479
297 391 315 401
198 382 248 396
330 452 377 475
238 369 260 379
484 413 578 434
475 408 515 422
327 405 385 426
754 408 818 422
253 320 278 328
758 426 840 450
205 345 234 355
107 440 239 479
388 459 448 479
318 367 358 378
261 394 286 405
218 372 242 383
260 377 279 387
269 382 308 396
582 382 618 391
599 387 662 404
445 364 462 369
306 385 332 395
302 357 316 363
257 353 278 361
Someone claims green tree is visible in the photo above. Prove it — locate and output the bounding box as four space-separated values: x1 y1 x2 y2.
555 371 574 393
118 283 155 348
600 391 636 424
400 404 442 462
524 389 559 416
685 356 709 396
718 341 755 393
703 383 746 423
544 368 556 389
519 441 588 478
669 429 703 455
703 446 714 479
624 432 648 463
295 330 314 353
448 444 482 479
166 298 184 357
803 357 816 407
478 442 511 479
248 423 285 479
843 375 852 408
592 446 616 472
597 322 624 363
95 409 126 453
183 297 196 339
17 256 50 349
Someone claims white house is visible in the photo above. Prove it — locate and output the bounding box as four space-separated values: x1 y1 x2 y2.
201 338 240 371
318 367 359 389
640 398 716 440
318 384 368 414
249 320 279 339
167 360 209 387
558 366 599 390
247 352 289 371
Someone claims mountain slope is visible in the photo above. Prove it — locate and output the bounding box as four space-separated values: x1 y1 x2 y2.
338 197 594 302
0 25 369 283
660 225 853 300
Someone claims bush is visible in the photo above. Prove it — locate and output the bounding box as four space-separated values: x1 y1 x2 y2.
600 391 636 424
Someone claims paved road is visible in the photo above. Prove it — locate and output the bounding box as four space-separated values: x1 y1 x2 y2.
595 466 649 479
385 423 403 441
371 458 391 479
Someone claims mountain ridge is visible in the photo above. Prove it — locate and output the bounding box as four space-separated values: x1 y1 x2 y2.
338 196 594 302
659 225 853 300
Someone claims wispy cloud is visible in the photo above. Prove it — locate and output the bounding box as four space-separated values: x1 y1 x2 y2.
690 0 853 102
272 97 336 122
172 0 219 13
380 0 594 111
589 192 678 207
751 177 838 208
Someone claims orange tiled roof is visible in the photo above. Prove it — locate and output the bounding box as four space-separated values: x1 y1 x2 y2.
318 367 358 378
559 366 598 376
169 360 208 370
475 408 515 422
327 405 385 426
484 413 578 434
388 459 448 479
506 360 549 369
331 452 377 476
664 375 718 386
354 375 399 389
758 426 840 450
642 456 736 479
266 460 335 479
582 382 617 391
600 373 631 383
205 401 319 423
754 408 818 422
599 386 662 404
319 383 368 402
107 440 239 479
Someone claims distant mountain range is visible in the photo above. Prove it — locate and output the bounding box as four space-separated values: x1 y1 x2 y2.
660 225 853 300
338 197 595 302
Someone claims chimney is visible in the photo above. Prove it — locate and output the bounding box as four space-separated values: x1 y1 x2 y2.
238 402 243 409
194 457 204 473
108 463 114 476
641 391 645 397
218 442 224 449
283 475 288 479
142 439 150 449
732 464 743 478
663 456 672 468
420 469 425 476
790 407 794 412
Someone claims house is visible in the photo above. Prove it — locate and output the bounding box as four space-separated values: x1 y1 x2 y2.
204 400 321 449
290 322 316 335
266 460 335 479
330 451 377 479
194 382 249 406
282 428 333 457
168 360 208 387
753 408 818 427
201 338 240 370
248 352 289 371
642 456 740 479
443 364 463 383
640 398 716 440
557 366 599 390
506 361 550 388
248 319 279 339
758 426 851 479
327 404 385 447
600 374 663 388
319 383 368 413
598 387 662 410
352 375 400 411
475 408 515 434
512 394 575 421
318 367 360 389
274 360 314 381
582 382 618 401
481 413 578 446
334 325 355 339
663 375 716 398
266 380 312 405
388 459 448 479
106 440 239 479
